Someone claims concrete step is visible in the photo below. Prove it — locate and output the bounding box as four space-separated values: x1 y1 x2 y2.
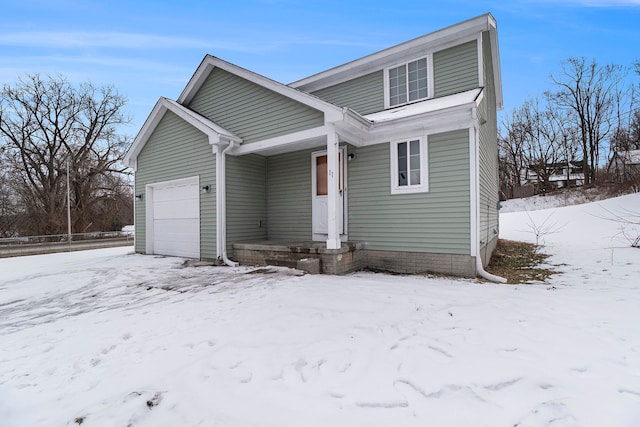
264 257 298 269
264 257 321 274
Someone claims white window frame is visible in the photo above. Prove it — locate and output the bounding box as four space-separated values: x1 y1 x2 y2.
390 136 429 195
384 55 432 108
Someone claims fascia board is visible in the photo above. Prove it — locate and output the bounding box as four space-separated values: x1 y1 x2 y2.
233 125 330 155
365 105 476 145
162 98 241 143
489 25 503 110
290 13 495 92
124 98 168 168
123 97 240 168
177 55 344 120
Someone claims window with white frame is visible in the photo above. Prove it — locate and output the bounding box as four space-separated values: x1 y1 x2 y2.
387 57 429 107
390 137 428 194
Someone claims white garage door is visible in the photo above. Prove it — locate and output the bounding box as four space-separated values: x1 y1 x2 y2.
151 179 200 258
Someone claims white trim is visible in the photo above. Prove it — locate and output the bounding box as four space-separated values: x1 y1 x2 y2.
178 55 344 122
233 125 330 155
216 142 239 266
291 13 496 92
124 97 240 168
488 22 503 110
383 55 432 109
390 136 429 195
476 35 484 89
368 106 476 146
311 146 348 243
145 175 200 257
469 127 478 258
326 128 340 249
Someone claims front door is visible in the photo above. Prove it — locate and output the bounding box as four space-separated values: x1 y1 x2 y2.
312 148 346 240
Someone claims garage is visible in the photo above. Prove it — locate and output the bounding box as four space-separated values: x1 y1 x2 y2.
148 177 200 258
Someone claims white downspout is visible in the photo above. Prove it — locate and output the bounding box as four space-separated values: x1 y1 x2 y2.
472 125 507 283
216 140 239 267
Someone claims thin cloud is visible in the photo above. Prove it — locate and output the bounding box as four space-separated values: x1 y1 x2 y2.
0 30 381 53
0 31 211 49
1 54 189 74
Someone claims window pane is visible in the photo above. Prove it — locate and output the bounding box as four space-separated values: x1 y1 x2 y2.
409 140 421 185
408 58 428 102
410 170 421 185
316 155 327 196
410 140 420 155
389 65 407 106
410 153 421 170
397 142 407 186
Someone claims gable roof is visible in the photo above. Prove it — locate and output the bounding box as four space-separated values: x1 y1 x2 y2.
177 55 346 123
123 97 241 169
290 13 502 110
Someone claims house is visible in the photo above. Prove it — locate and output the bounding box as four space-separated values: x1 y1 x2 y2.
123 13 503 280
522 160 585 193
609 150 640 183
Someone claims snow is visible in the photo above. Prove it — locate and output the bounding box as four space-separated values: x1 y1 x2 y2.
1 194 639 426
499 188 630 213
365 88 482 123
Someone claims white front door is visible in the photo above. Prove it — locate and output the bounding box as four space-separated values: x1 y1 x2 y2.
312 148 346 240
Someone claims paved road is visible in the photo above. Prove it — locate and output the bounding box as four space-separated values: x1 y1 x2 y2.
0 238 134 258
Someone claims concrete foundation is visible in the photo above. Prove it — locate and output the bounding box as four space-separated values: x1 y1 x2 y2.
232 241 478 277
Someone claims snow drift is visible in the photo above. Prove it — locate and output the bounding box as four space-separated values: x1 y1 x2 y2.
0 194 639 426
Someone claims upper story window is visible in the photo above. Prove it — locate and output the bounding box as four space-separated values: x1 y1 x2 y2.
387 57 429 107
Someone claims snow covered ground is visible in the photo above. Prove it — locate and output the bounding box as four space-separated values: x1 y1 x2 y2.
498 187 631 213
1 194 639 427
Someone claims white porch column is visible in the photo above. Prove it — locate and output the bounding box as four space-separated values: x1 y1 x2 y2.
326 126 341 249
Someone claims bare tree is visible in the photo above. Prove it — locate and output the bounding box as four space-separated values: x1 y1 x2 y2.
549 57 627 185
499 98 581 196
0 149 23 237
0 74 132 236
498 106 529 196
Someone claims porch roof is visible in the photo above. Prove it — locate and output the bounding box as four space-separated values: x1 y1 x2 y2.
365 88 482 124
228 88 484 157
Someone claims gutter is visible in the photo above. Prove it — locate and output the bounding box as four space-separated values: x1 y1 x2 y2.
472 124 507 284
215 140 239 267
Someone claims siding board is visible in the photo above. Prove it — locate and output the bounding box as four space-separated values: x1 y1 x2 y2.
348 130 470 254
311 71 385 115
135 111 217 258
226 154 268 256
266 149 314 240
188 68 324 143
433 40 479 97
478 31 500 251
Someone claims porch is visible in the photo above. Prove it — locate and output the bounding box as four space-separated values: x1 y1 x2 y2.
233 240 365 275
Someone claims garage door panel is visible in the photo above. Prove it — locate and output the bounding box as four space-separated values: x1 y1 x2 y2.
153 199 199 219
154 182 197 199
153 218 199 235
150 178 200 258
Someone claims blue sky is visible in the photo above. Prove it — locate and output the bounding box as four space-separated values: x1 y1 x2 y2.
1 0 639 136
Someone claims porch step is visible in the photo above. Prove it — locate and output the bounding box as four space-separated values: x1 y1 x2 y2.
265 257 321 274
264 257 298 269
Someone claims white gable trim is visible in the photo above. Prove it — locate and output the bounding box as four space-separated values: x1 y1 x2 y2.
123 97 240 170
291 14 497 91
177 55 344 122
290 13 502 112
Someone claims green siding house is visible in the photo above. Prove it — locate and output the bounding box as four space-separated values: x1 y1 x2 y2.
124 13 504 280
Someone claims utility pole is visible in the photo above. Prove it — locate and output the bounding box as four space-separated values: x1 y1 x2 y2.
67 155 72 251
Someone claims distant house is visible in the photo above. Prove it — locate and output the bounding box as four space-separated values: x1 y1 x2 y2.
523 160 585 193
123 14 503 279
609 150 640 183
